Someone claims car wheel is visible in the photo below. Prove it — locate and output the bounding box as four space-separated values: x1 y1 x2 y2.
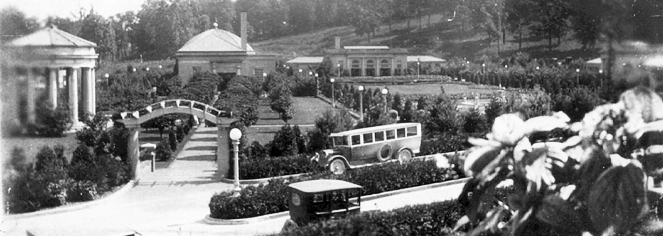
397 149 413 163
329 159 347 175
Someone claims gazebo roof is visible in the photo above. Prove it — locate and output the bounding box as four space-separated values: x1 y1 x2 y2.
177 28 255 54
8 26 96 47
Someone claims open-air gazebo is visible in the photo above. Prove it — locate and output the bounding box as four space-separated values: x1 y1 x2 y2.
1 25 98 130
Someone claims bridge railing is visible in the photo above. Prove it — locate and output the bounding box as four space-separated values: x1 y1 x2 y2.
117 99 230 124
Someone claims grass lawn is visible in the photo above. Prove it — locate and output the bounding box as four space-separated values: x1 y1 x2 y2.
254 96 336 126
364 83 502 96
2 134 80 163
246 96 336 145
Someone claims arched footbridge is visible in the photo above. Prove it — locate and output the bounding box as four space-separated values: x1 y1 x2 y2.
114 99 236 182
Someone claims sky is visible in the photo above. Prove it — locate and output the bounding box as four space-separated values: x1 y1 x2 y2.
1 0 144 21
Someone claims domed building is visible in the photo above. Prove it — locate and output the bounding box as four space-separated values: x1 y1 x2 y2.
175 12 275 84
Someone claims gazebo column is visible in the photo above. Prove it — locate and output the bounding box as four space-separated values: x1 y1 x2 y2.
91 68 96 114
81 67 94 116
68 67 79 125
26 68 36 124
48 67 58 109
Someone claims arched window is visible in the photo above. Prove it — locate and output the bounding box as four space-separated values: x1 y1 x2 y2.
366 60 375 68
352 60 361 68
380 60 390 68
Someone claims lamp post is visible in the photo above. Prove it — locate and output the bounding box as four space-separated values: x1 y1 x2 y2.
104 73 109 85
381 88 389 113
576 68 580 85
358 85 364 121
481 63 486 85
315 73 319 96
417 61 420 80
337 63 341 77
230 128 242 197
330 78 335 108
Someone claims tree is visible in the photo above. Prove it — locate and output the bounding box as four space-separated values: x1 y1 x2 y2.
269 124 299 157
0 6 39 42
80 10 117 62
505 0 535 50
307 109 355 151
529 0 571 50
269 85 294 123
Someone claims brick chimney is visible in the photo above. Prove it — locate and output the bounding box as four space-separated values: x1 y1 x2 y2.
335 37 341 49
241 12 247 51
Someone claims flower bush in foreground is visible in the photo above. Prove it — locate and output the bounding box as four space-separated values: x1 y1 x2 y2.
456 86 663 236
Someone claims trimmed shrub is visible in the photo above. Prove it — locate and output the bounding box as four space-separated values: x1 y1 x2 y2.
156 140 172 161
238 154 314 179
169 130 177 151
67 181 98 202
269 124 299 157
210 160 460 219
209 178 290 219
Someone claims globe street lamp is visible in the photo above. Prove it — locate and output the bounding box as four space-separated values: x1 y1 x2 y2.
576 68 580 85
417 60 421 80
230 128 242 197
337 63 341 77
330 78 336 108
381 88 389 113
358 85 364 121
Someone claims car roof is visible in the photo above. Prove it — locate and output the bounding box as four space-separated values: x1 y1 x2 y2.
330 123 420 137
289 179 362 193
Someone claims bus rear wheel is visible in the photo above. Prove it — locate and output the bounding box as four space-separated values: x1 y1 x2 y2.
329 159 347 175
397 149 413 163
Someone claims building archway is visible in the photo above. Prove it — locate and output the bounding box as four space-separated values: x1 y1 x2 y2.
115 99 235 181
351 59 361 77
380 59 391 76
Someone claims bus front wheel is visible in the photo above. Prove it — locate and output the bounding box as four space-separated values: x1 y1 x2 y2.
329 159 347 175
397 149 413 163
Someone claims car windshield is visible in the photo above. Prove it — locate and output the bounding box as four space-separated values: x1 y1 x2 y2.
332 136 347 147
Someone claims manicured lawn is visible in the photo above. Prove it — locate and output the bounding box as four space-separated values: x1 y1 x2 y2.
254 96 336 126
364 83 502 96
245 96 335 145
2 134 80 163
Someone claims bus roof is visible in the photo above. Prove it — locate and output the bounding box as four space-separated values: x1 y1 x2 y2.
330 123 421 137
289 179 363 193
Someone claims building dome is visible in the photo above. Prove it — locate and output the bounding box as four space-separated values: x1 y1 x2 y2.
177 28 255 54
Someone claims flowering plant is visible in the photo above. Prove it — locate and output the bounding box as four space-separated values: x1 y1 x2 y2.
456 86 663 235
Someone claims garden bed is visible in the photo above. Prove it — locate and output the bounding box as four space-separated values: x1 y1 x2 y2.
210 159 463 220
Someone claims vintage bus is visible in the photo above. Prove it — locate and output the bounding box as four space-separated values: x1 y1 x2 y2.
311 123 422 174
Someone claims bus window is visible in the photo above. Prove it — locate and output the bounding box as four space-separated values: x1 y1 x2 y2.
375 131 384 142
363 133 373 143
386 130 395 140
397 128 406 138
406 126 418 136
351 135 361 145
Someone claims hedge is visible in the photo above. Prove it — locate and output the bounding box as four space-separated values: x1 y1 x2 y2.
210 160 460 219
237 154 314 179
274 186 515 236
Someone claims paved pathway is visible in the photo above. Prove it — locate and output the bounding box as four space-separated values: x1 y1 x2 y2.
2 127 468 236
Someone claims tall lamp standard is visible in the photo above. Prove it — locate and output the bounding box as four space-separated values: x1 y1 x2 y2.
330 78 336 108
315 73 319 96
575 68 580 85
337 63 341 77
381 88 389 113
230 128 242 197
417 60 420 80
358 85 364 121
